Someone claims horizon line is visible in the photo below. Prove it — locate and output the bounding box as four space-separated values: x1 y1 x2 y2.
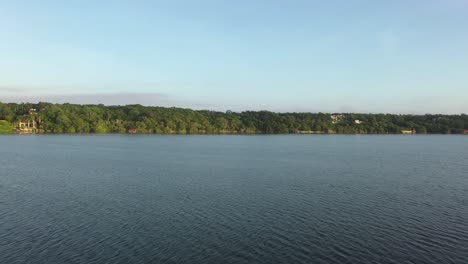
1 100 466 116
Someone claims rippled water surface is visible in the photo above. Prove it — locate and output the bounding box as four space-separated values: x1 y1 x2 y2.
1 135 467 264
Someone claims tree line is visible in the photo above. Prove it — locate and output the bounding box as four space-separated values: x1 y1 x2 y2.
0 102 467 134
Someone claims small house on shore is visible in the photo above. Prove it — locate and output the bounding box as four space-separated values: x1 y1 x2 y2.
16 120 38 134
294 129 336 134
128 128 137 134
294 130 324 134
401 128 416 134
464 129 468 134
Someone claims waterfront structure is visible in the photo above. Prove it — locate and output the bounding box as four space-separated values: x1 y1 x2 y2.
401 129 417 134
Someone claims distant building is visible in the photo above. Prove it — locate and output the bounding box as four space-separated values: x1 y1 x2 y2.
29 109 37 114
354 120 363 124
401 129 416 134
294 130 325 134
464 129 468 134
16 120 36 134
331 114 344 124
128 128 137 134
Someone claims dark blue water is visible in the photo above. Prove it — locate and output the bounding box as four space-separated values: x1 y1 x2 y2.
1 135 467 264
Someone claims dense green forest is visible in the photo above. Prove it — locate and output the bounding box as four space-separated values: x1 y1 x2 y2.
0 120 15 134
0 102 467 134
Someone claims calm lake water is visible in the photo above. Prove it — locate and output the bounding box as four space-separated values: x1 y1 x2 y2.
1 135 467 264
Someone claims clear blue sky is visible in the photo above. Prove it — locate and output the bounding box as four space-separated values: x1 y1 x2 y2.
1 0 467 113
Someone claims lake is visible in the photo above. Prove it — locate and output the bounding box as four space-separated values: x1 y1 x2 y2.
1 135 467 264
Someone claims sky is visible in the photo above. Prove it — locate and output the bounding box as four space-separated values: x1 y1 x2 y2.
0 0 467 113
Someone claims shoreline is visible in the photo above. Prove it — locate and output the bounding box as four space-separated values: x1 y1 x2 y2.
1 133 466 136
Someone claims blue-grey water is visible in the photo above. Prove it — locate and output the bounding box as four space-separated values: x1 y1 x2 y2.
1 135 467 264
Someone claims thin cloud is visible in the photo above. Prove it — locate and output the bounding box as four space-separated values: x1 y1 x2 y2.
0 92 466 114
0 85 27 93
0 92 199 108
0 84 71 94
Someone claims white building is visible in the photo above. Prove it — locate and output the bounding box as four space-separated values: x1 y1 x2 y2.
331 114 344 124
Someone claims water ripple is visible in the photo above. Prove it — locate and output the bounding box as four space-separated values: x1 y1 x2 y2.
1 135 468 263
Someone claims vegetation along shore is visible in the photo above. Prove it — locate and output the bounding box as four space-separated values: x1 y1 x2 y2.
0 102 467 135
